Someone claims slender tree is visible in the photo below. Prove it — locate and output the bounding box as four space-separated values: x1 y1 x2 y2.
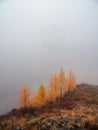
34 84 46 106
18 87 30 108
47 74 60 102
59 69 69 96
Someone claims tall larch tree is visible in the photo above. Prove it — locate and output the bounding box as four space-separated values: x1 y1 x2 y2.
59 69 69 96
47 74 60 102
18 87 30 108
34 84 46 106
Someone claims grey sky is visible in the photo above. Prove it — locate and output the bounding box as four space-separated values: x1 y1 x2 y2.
0 0 98 114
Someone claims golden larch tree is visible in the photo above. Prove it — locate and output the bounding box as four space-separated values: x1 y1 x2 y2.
59 69 69 96
18 87 30 108
47 74 60 102
34 84 46 106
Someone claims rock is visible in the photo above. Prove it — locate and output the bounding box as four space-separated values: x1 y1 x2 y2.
75 104 81 108
12 125 24 130
0 122 7 128
75 117 82 123
12 109 18 115
40 124 47 130
66 124 74 130
64 118 71 123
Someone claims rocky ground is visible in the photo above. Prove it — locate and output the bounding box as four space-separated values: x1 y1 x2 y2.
0 84 98 130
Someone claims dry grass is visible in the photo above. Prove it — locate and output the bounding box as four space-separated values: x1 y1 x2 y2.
0 84 98 130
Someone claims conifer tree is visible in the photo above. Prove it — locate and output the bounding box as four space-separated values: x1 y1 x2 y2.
47 74 60 102
18 87 30 108
34 84 46 106
59 69 69 96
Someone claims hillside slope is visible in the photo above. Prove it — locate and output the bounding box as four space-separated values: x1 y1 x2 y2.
0 84 98 130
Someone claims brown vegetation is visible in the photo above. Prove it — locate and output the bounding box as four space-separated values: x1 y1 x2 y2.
0 69 98 130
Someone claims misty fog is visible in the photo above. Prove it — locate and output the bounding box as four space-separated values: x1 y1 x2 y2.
0 0 98 115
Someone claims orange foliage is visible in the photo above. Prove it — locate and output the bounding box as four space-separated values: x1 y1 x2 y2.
47 74 60 102
59 69 69 96
33 84 46 106
18 87 30 108
18 69 77 108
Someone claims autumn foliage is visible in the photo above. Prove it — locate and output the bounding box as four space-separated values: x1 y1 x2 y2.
18 87 30 108
18 69 76 108
33 84 46 106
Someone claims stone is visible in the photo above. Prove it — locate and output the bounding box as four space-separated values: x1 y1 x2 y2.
75 117 82 123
